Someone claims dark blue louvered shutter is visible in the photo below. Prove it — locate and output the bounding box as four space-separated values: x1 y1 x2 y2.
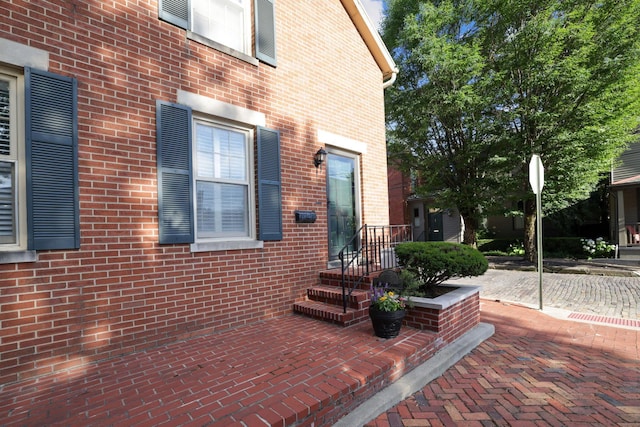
25 68 79 250
159 0 190 30
257 127 282 241
156 101 194 244
255 0 277 67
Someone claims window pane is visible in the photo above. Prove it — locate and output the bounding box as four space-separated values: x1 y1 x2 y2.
0 161 16 244
192 0 245 52
196 124 215 178
196 123 246 181
0 80 9 156
219 130 246 180
196 181 248 237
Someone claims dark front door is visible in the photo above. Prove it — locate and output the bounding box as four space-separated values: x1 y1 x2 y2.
428 211 444 241
327 153 357 260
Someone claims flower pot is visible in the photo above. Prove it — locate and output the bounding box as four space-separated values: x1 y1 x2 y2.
369 307 406 338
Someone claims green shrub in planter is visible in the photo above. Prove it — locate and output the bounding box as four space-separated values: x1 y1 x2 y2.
395 242 489 290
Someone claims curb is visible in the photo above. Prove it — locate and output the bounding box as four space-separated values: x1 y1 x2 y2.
333 322 495 427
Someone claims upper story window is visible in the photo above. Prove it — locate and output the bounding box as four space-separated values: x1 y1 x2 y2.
159 0 277 66
192 0 249 54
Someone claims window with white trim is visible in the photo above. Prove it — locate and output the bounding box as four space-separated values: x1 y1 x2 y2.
192 0 250 54
156 100 281 249
0 69 25 249
158 0 277 66
194 119 253 240
0 46 79 262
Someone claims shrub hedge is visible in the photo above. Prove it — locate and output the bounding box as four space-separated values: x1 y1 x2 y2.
478 237 611 258
394 242 488 289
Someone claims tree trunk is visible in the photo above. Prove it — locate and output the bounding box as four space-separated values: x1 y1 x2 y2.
523 198 536 263
460 211 479 247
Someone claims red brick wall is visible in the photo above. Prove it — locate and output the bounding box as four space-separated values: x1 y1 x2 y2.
0 0 389 383
388 166 410 225
405 292 480 342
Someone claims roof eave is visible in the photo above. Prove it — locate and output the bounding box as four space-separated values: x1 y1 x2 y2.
341 0 398 86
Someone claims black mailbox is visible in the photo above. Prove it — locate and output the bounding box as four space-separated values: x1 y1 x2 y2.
295 210 317 223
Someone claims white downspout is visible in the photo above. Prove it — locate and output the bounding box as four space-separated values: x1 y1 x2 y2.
382 68 398 89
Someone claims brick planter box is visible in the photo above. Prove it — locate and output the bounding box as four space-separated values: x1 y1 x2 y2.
404 286 481 344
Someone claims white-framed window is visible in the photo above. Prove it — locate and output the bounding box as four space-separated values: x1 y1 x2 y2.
0 40 79 263
192 0 250 54
193 118 254 240
157 96 281 249
0 68 26 250
159 0 277 67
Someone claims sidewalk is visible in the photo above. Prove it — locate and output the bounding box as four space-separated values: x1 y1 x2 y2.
366 299 640 426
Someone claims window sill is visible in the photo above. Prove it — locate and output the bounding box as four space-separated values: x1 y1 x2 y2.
0 250 37 264
191 240 264 252
187 32 259 67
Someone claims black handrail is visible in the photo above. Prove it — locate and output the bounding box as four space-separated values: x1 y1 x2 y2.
338 224 412 313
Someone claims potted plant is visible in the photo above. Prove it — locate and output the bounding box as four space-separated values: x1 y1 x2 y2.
369 284 408 338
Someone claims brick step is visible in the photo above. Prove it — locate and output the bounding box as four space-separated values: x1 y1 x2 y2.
306 285 370 310
319 270 377 290
293 300 369 327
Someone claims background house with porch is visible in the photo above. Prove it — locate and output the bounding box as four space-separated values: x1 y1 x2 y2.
610 141 640 259
387 166 463 242
0 0 397 384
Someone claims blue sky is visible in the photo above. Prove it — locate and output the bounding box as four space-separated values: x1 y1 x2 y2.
361 0 385 29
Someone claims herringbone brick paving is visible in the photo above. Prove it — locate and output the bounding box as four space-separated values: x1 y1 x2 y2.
368 300 640 426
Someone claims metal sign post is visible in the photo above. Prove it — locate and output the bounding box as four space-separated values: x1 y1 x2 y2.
529 154 544 310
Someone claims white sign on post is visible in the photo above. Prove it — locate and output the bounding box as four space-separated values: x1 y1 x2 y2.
529 154 544 194
529 154 544 310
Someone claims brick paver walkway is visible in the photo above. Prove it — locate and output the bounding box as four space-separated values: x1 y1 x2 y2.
368 300 640 426
2 267 639 426
0 314 440 426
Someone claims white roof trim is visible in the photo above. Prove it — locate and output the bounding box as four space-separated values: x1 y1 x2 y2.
340 0 398 83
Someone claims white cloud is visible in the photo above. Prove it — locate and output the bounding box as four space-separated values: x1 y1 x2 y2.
360 0 385 30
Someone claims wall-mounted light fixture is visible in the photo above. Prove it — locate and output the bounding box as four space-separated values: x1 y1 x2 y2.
314 147 327 168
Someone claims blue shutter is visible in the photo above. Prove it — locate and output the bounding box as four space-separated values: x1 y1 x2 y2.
25 68 79 250
156 101 194 244
159 0 190 30
255 0 277 66
257 127 282 241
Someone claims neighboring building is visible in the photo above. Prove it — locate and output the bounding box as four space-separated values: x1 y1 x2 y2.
0 0 397 383
610 141 640 249
387 166 463 242
484 203 524 240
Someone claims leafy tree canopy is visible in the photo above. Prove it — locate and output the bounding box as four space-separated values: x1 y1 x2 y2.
383 0 640 252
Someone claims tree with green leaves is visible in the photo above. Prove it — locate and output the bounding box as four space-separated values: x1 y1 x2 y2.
383 0 640 260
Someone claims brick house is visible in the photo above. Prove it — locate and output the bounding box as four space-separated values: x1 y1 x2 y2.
0 0 397 384
387 166 463 243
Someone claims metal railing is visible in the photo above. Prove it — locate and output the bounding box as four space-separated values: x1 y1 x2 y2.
337 224 412 313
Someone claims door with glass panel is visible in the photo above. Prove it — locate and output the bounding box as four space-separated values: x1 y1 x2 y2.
327 153 358 261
